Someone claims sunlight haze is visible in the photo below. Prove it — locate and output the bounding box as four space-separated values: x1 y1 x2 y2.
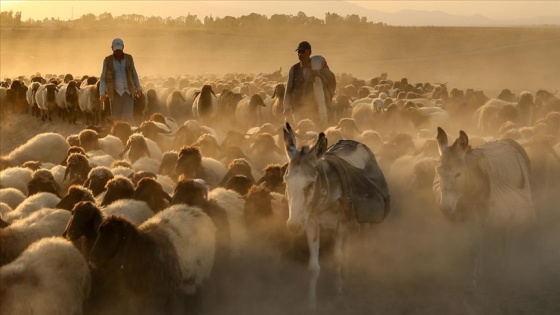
1 0 558 23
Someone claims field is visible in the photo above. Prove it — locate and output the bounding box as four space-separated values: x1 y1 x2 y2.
1 25 560 315
1 25 560 95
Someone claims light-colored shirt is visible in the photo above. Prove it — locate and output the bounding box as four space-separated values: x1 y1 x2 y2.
99 55 142 96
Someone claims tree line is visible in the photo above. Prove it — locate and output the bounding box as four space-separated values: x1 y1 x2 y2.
0 10 386 29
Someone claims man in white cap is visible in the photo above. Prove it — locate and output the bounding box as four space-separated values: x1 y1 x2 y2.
99 37 142 124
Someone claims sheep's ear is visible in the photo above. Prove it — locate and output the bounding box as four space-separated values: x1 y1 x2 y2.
83 178 92 188
256 176 266 185
194 91 201 99
272 88 277 99
283 122 298 161
120 142 131 158
436 127 448 156
63 166 70 182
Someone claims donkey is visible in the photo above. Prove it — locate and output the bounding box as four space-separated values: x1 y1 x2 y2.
433 127 534 287
283 122 389 310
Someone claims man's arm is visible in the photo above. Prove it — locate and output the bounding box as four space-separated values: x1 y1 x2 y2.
99 58 107 96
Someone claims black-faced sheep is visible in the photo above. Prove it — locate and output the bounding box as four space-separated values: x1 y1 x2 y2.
64 153 91 186
192 84 218 124
175 146 227 188
132 177 172 213
0 237 91 315
63 200 153 260
56 81 80 124
56 185 96 211
220 158 256 187
257 164 286 194
110 121 134 146
100 175 135 207
82 166 114 197
224 175 254 196
27 169 61 197
88 205 216 314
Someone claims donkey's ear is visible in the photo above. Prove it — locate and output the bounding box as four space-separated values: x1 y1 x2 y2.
436 127 448 156
283 122 298 160
311 132 328 159
457 130 469 151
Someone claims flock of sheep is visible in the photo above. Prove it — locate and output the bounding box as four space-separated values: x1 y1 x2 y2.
0 69 559 315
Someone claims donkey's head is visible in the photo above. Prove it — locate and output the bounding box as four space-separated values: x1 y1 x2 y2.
283 122 328 234
434 127 470 215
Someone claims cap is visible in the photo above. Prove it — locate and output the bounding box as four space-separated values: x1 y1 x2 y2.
295 41 311 51
112 38 124 51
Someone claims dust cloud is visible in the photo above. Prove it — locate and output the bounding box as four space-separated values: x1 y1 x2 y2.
1 24 559 315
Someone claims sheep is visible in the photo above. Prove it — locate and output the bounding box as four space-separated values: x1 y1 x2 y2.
0 167 33 195
192 84 219 124
78 81 101 125
135 120 174 152
4 192 61 223
132 156 161 174
55 81 80 124
243 185 290 255
175 146 227 188
27 169 61 197
235 94 267 131
121 133 163 163
156 174 176 195
0 133 69 170
0 188 26 210
159 151 179 179
83 166 114 196
57 185 96 211
25 81 41 117
220 158 257 187
34 83 59 121
111 165 135 178
132 177 172 213
0 237 91 315
63 200 153 261
256 164 287 194
193 133 221 161
78 129 124 160
63 153 91 186
207 187 248 258
475 91 535 135
110 121 134 146
166 90 190 123
247 133 285 172
224 175 253 196
88 204 216 314
0 209 71 266
100 175 135 206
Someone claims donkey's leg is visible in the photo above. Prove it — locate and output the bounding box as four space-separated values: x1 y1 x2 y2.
334 223 347 295
306 219 321 311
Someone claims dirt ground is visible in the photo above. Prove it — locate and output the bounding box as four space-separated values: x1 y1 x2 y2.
1 25 560 315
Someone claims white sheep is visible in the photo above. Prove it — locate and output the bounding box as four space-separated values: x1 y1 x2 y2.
0 237 90 315
34 83 59 121
102 199 154 226
0 202 12 218
5 192 61 223
208 187 248 257
111 166 134 178
0 167 33 195
132 156 160 174
78 83 101 125
0 209 71 266
0 133 69 169
0 187 27 209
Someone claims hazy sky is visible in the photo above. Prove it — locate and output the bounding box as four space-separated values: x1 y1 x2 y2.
1 0 559 21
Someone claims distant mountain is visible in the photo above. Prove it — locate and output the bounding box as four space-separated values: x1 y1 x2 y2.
234 0 560 27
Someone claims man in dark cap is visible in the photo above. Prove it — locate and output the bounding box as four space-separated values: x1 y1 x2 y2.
99 37 142 124
283 41 330 126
